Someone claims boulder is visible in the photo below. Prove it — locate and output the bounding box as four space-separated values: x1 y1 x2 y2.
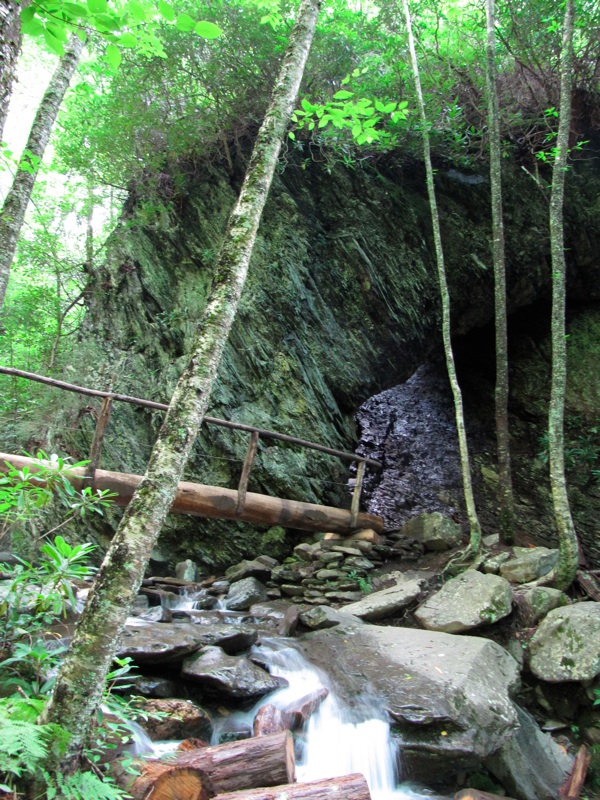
225 559 272 583
135 698 212 741
299 605 352 630
528 602 600 681
484 706 573 800
294 543 320 562
300 621 520 780
340 576 424 621
117 620 258 663
482 553 510 575
117 621 211 663
513 586 569 625
500 547 559 584
415 570 513 633
181 646 284 698
400 512 463 551
225 577 269 610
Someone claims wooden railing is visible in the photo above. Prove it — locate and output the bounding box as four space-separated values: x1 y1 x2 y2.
0 366 381 527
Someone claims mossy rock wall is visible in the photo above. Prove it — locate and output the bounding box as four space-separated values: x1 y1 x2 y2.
66 152 600 568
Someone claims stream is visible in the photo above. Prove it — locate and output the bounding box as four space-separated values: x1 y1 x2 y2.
127 589 429 800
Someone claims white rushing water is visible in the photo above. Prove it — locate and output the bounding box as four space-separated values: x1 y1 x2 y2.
217 639 425 800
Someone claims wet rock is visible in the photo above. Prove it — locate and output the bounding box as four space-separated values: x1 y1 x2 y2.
175 559 198 582
139 605 173 623
340 576 424 621
323 590 362 603
329 546 364 557
225 577 269 610
255 555 279 568
401 512 463 551
500 547 559 584
300 621 520 780
299 605 356 630
513 586 569 625
181 646 284 698
528 602 600 681
281 584 305 597
133 676 180 698
117 622 208 663
315 569 342 581
415 570 512 633
117 620 257 662
319 551 344 564
225 559 272 583
484 706 573 800
207 580 230 594
135 698 212 741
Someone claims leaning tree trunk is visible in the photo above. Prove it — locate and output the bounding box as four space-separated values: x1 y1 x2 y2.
542 0 579 590
0 32 84 309
40 0 320 775
0 0 24 142
401 0 482 558
485 0 515 543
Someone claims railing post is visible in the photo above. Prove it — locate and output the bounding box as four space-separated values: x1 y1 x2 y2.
237 430 260 514
86 395 114 487
349 459 366 529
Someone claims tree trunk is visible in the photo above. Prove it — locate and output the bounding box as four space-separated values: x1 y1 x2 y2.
40 0 320 775
401 0 482 558
0 32 84 309
0 0 24 142
543 0 579 590
115 732 296 797
212 774 372 800
485 0 515 543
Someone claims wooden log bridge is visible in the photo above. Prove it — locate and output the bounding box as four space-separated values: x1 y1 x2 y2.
0 453 383 535
0 366 384 536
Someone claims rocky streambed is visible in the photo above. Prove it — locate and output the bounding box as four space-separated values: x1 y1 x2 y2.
78 525 600 800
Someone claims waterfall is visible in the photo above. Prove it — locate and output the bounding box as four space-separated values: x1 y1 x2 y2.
247 640 422 800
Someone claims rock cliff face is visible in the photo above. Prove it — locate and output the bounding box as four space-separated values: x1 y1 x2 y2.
74 148 600 568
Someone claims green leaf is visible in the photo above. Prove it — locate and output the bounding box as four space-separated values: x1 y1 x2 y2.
126 0 147 22
301 97 314 112
194 20 222 38
288 131 295 140
175 12 195 32
157 0 175 21
318 115 331 128
118 31 137 46
46 22 68 41
87 0 108 13
43 28 65 55
61 3 90 19
352 123 362 138
76 27 87 41
21 18 45 36
20 6 36 22
105 43 121 68
341 74 350 85
93 13 121 30
333 90 354 100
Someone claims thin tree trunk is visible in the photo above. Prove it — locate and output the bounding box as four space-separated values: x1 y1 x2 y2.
40 0 320 774
485 0 515 543
401 0 482 558
542 0 579 590
0 0 23 142
0 32 84 309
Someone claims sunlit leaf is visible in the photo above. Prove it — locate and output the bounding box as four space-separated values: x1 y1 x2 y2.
157 0 175 21
105 42 122 68
194 20 222 38
333 90 354 100
175 12 195 32
87 0 108 14
43 27 65 55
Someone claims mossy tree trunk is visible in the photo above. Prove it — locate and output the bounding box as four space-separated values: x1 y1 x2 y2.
0 32 84 310
0 0 24 142
40 0 320 774
401 0 482 558
543 0 579 590
485 0 515 543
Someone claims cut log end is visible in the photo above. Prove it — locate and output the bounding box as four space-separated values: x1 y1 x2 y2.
144 767 215 800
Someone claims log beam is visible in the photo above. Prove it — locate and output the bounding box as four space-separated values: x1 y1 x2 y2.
0 453 384 535
212 773 372 800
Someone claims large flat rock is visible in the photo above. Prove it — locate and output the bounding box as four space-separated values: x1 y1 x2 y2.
340 576 424 621
299 619 520 780
117 620 258 663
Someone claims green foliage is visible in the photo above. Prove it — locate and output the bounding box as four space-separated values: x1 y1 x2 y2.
538 416 600 486
20 0 222 67
0 696 130 800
